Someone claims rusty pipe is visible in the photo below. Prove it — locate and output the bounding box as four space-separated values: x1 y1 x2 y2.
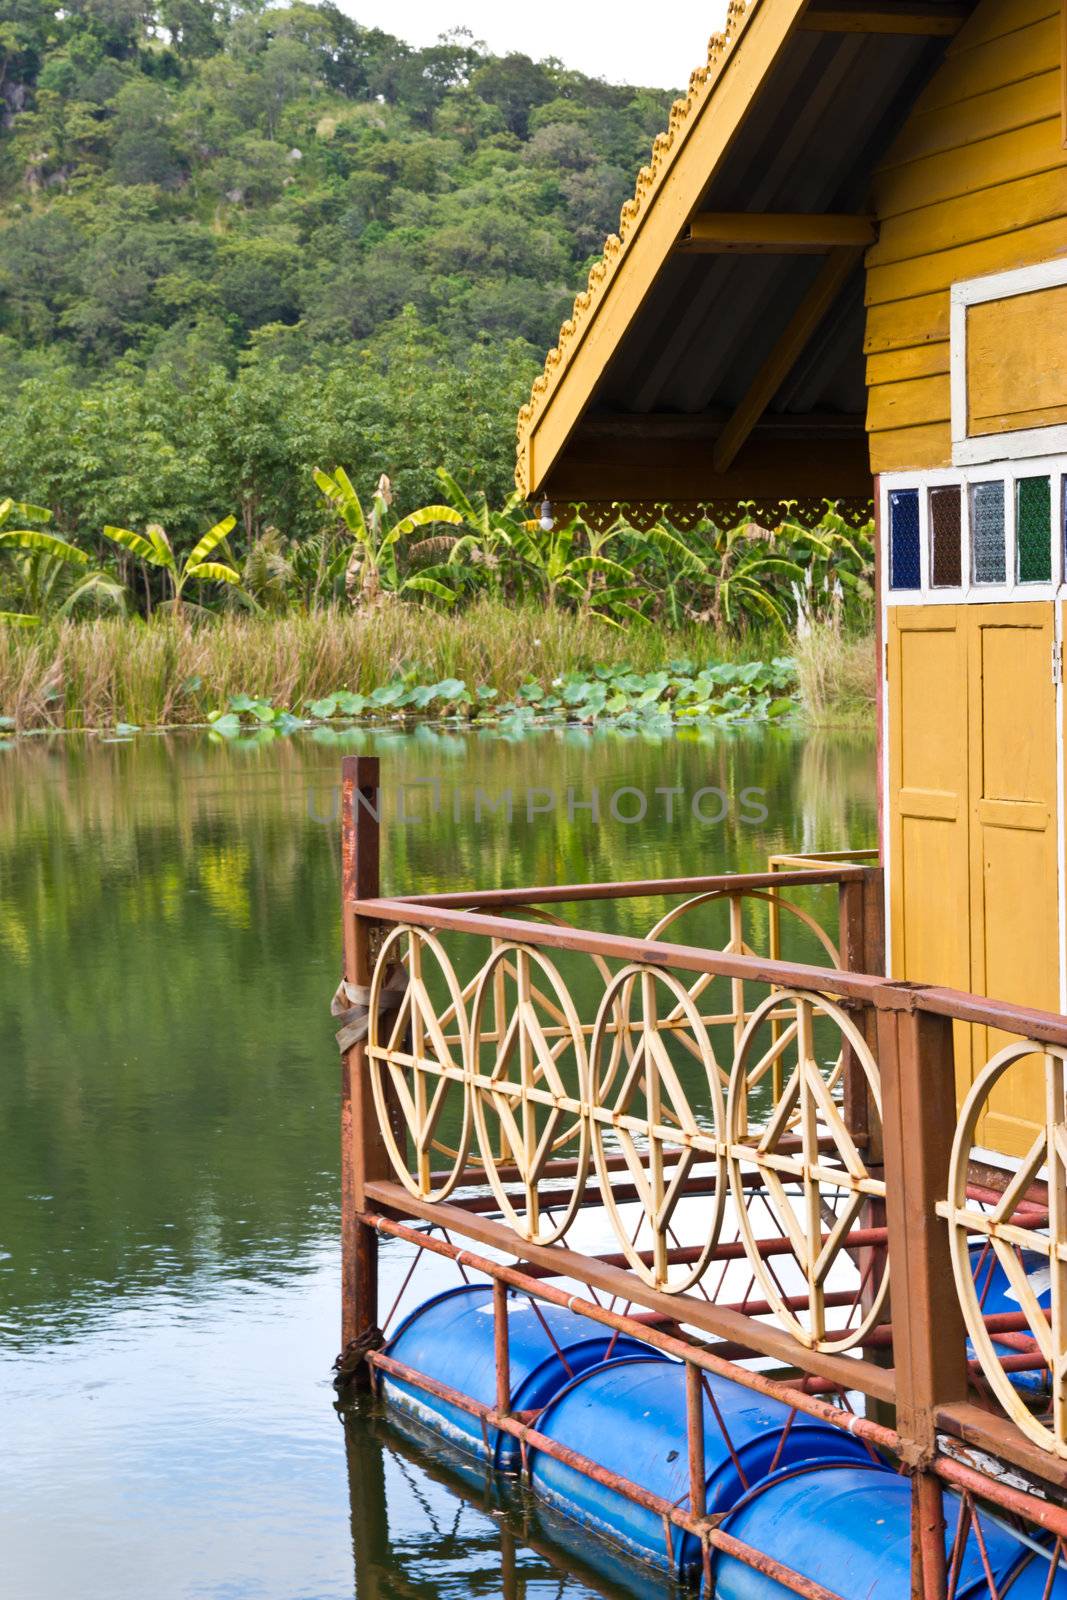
367 1347 847 1600
361 1211 901 1454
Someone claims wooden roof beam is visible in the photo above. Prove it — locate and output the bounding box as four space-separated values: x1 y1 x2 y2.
678 212 877 254
712 246 865 476
799 0 970 34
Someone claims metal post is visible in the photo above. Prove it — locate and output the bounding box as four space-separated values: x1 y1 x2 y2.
686 1360 707 1520
339 754 384 1388
876 997 969 1600
494 1279 511 1416
839 866 886 1135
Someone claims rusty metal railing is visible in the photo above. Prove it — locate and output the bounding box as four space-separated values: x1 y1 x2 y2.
337 756 1067 1600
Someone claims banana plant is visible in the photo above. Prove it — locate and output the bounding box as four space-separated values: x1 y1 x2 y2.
103 517 241 611
503 511 649 624
313 467 463 607
434 469 528 594
0 498 121 624
780 510 875 635
648 516 806 636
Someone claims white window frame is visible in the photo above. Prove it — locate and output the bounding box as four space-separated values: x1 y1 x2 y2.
881 461 1066 608
951 259 1067 466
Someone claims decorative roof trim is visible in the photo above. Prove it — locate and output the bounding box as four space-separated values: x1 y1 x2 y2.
515 0 763 495
552 498 875 535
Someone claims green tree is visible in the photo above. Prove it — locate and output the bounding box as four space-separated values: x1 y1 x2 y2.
471 52 555 137
0 0 675 548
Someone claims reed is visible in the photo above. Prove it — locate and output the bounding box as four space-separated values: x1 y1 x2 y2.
0 605 876 731
793 624 877 727
0 603 761 730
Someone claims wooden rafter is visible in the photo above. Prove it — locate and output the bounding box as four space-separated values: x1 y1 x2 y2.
711 246 865 477
678 212 877 254
800 0 970 34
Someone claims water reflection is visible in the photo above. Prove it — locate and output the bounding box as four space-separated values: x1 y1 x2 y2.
0 724 876 1597
346 1401 682 1600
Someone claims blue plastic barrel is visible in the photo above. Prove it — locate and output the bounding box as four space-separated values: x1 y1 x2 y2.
379 1285 659 1470
970 1243 1049 1395
713 1462 1062 1599
528 1356 875 1581
1003 1551 1067 1598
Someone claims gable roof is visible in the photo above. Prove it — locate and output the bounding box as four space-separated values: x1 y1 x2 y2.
515 0 974 525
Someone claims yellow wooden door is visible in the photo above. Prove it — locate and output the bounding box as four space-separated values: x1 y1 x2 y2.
966 602 1060 1156
887 600 1061 1152
887 604 972 1104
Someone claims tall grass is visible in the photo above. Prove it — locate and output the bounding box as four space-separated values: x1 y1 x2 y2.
0 601 783 730
794 624 877 727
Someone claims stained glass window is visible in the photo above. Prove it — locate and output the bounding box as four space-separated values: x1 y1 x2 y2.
971 481 1006 585
929 486 962 588
1016 476 1052 584
889 489 921 590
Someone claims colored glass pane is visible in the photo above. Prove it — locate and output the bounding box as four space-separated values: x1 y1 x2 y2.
971 481 1006 585
1017 476 1052 584
929 486 962 588
889 489 920 590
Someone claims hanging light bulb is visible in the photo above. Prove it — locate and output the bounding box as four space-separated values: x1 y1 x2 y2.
539 499 554 532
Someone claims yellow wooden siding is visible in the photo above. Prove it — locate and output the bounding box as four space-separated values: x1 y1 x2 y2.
865 344 949 387
872 121 1065 224
966 282 1067 433
878 70 1061 170
888 602 1061 1152
909 11 1060 111
864 0 1066 475
866 374 950 433
865 292 949 355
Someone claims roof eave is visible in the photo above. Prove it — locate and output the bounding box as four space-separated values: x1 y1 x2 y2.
515 0 811 498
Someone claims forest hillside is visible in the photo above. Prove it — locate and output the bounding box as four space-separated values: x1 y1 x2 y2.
0 2 676 538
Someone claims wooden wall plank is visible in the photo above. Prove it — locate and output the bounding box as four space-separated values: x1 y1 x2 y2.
866 342 949 385
871 118 1062 220
868 420 952 472
862 1 1062 474
874 172 1067 272
909 14 1059 112
945 0 1057 56
866 373 951 432
876 71 1060 170
866 215 1067 305
865 292 950 353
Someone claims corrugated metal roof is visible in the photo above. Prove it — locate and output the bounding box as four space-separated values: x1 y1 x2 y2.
597 28 945 419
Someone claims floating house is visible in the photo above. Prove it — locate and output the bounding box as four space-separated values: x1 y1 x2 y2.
516 0 1067 1152
338 6 1067 1596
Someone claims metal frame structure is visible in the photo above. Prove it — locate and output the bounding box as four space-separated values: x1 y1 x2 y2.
338 756 1067 1599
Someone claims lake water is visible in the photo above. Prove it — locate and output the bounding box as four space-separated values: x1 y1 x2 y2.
0 724 876 1599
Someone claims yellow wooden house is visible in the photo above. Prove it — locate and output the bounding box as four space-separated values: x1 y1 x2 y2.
515 0 1067 1154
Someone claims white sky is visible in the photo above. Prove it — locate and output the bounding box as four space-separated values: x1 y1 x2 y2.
336 2 732 90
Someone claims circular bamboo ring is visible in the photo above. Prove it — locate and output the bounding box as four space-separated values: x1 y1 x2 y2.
588 962 726 1293
469 941 590 1244
946 1040 1066 1457
727 988 888 1352
641 890 845 1113
367 923 472 1201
